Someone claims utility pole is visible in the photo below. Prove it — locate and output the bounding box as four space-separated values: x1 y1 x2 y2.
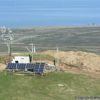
32 43 33 54
7 41 11 57
33 45 36 53
30 43 36 62
56 47 59 67
0 26 14 62
31 43 36 53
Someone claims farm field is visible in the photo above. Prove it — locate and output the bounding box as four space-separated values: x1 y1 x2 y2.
0 71 100 100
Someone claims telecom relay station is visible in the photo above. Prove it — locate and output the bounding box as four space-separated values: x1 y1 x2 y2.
0 27 58 75
7 55 57 75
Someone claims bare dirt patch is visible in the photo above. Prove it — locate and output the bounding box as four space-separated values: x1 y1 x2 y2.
0 63 6 72
44 50 100 78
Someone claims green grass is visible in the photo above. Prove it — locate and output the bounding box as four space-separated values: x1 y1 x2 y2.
0 72 100 100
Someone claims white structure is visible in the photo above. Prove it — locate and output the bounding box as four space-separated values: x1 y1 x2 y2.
12 56 30 63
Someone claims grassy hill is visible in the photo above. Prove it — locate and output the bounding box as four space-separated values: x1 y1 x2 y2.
0 71 100 100
0 26 100 53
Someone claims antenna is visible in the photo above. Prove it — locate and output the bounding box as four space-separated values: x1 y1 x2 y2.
0 26 14 59
29 43 36 62
56 46 59 67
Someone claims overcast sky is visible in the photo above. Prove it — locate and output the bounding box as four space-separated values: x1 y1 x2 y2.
0 0 100 27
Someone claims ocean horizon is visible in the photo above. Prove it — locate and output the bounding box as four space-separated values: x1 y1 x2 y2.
0 0 100 28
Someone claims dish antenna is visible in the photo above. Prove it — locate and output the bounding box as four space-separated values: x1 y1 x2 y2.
0 26 14 57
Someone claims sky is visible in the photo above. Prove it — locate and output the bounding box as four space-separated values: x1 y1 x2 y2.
0 0 100 28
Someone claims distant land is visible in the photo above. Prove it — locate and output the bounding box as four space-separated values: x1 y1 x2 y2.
0 26 100 54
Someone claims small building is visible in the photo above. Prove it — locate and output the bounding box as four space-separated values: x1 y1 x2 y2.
7 56 57 75
12 56 30 63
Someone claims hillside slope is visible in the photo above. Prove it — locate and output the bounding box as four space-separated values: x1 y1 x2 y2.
0 72 100 100
44 50 100 73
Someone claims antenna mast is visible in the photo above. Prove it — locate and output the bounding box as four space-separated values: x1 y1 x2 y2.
0 26 14 60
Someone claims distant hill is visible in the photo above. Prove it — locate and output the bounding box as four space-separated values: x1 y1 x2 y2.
0 26 100 53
